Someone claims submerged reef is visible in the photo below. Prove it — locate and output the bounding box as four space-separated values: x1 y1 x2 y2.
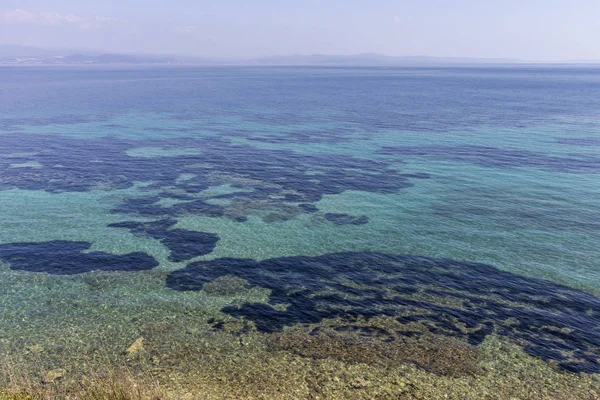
167 251 600 373
108 219 220 262
110 196 225 219
324 213 369 225
0 134 422 225
267 319 482 377
0 241 158 274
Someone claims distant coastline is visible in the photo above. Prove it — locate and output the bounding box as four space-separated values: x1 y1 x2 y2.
2 45 599 66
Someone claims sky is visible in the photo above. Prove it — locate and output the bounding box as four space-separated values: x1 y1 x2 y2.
0 0 599 61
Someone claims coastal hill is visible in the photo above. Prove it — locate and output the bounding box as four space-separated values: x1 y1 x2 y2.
2 45 597 66
0 45 524 66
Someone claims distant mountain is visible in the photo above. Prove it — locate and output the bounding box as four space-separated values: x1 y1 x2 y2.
0 45 174 64
0 45 574 66
61 53 173 64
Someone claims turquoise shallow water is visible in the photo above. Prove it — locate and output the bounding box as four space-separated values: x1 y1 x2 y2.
1 65 600 375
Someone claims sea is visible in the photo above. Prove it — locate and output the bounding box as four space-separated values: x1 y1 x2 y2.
1 65 600 395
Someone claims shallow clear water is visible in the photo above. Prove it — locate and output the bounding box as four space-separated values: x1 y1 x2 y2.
1 65 600 378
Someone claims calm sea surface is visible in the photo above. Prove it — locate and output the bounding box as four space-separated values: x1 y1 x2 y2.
1 66 600 381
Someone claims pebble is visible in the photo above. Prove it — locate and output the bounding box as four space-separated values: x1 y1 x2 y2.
351 378 371 388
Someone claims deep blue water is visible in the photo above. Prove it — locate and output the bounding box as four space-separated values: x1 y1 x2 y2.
1 65 600 373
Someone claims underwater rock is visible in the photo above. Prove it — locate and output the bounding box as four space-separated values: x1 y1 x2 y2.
324 213 369 225
0 241 158 275
108 219 219 262
350 378 371 389
126 337 145 355
42 368 66 384
166 251 600 373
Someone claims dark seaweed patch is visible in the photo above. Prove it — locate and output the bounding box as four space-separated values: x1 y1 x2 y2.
0 241 158 275
110 196 224 219
0 134 417 224
169 200 224 217
377 145 600 172
166 252 600 373
110 196 167 217
324 213 369 225
108 219 219 262
298 203 318 213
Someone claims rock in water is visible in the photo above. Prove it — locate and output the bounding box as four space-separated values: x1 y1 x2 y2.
351 378 371 389
42 368 66 384
127 337 145 355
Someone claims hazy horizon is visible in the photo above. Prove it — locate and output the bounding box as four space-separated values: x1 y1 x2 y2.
1 1 600 62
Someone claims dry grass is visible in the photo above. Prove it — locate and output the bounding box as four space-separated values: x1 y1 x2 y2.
0 362 166 400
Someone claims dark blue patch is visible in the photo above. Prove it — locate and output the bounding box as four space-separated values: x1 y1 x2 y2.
108 219 219 262
377 145 600 173
401 172 431 179
110 196 166 217
166 252 600 373
168 200 224 217
0 241 158 275
298 203 319 213
0 134 418 224
324 213 369 225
